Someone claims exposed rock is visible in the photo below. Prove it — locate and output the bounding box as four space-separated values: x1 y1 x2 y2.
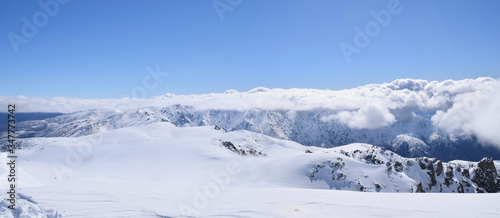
457 183 464 193
472 158 500 193
462 169 470 179
221 141 266 156
418 158 437 189
394 161 404 172
386 162 392 172
436 161 443 176
365 154 384 165
306 146 499 193
444 166 454 187
415 182 425 193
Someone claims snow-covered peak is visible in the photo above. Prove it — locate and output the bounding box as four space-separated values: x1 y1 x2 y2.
2 77 500 160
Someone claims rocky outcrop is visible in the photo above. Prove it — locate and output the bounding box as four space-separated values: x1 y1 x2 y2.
308 144 500 193
221 141 265 156
418 158 437 189
472 158 500 193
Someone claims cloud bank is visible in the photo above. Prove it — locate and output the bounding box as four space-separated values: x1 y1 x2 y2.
471 83 500 147
322 104 396 130
1 77 498 147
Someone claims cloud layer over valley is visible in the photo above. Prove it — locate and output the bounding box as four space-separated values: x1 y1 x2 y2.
2 77 499 147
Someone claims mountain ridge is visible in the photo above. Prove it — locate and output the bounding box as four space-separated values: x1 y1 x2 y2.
5 104 500 162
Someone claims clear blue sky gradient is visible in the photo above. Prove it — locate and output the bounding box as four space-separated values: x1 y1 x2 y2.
1 0 499 98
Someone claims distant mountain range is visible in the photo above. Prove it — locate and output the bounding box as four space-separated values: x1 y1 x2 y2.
3 77 500 162
3 103 499 162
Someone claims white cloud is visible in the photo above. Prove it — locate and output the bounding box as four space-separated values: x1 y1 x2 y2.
430 79 498 135
471 84 500 147
335 104 396 129
1 77 498 145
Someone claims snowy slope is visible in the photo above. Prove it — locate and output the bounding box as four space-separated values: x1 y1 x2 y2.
8 105 500 161
1 123 500 217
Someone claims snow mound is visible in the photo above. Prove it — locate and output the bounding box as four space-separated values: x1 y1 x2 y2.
0 193 61 218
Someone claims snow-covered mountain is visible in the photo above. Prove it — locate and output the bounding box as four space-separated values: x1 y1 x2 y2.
8 104 500 162
3 77 499 161
2 122 500 217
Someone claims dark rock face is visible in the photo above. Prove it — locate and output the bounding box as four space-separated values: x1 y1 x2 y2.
416 157 500 193
365 154 384 165
444 167 454 187
418 158 437 189
462 169 470 179
472 158 500 193
415 182 425 193
222 141 237 152
457 183 464 193
436 161 443 176
394 161 404 172
221 141 266 156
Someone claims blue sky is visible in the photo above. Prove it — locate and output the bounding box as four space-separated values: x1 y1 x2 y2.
1 0 499 98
